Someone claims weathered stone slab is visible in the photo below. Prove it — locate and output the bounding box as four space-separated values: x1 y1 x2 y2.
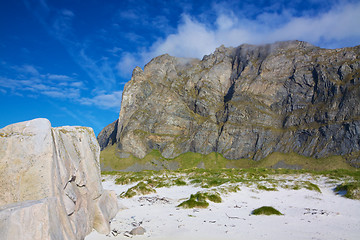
0 118 119 240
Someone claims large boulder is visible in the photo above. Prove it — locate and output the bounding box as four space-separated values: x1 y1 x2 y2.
0 118 119 240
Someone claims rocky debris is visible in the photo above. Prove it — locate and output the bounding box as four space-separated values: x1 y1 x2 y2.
138 196 172 205
98 40 360 166
0 118 119 240
123 231 133 238
110 229 120 236
303 208 337 216
129 226 146 235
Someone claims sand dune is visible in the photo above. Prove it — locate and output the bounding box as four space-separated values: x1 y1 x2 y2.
86 174 360 240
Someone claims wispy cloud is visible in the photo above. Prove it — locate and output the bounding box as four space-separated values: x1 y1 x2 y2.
0 64 81 100
78 90 122 110
117 0 360 77
0 62 122 111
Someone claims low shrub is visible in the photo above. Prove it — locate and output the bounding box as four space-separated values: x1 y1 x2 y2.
177 191 222 208
177 192 209 208
252 206 283 215
121 182 156 198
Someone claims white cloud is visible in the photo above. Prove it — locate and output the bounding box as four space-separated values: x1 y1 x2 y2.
267 2 360 45
47 74 72 81
117 1 360 78
13 64 40 76
0 63 83 101
151 15 218 58
78 90 122 110
117 52 138 78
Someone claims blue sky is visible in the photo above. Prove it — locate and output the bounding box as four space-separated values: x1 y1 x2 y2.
1 0 360 135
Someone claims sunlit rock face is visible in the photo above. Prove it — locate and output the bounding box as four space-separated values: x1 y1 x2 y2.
99 41 360 166
0 118 119 240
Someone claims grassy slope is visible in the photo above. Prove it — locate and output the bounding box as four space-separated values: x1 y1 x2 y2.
100 145 353 172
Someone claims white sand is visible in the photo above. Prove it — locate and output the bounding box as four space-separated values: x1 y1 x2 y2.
86 175 360 240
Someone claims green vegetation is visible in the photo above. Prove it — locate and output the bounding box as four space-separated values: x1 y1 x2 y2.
177 191 222 208
105 167 359 202
257 185 278 191
206 192 222 203
100 145 168 171
174 178 187 186
252 206 283 215
100 144 354 172
304 181 322 193
120 181 156 198
257 152 352 171
335 182 360 199
177 192 209 208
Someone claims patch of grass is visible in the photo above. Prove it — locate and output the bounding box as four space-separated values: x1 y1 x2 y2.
114 171 155 185
206 192 222 203
335 182 360 199
257 185 278 191
121 181 156 198
177 192 209 208
291 184 301 190
201 178 230 188
177 191 222 208
100 145 146 171
304 181 322 193
218 184 241 194
174 178 187 186
252 206 283 216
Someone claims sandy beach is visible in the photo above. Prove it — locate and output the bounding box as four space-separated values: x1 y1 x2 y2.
86 174 360 240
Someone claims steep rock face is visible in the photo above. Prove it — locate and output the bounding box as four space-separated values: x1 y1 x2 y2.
99 41 360 166
0 118 119 240
98 119 118 150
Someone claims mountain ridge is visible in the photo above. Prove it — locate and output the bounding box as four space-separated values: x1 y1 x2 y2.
98 40 360 168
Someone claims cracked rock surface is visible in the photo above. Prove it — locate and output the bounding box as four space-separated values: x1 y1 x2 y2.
0 118 119 240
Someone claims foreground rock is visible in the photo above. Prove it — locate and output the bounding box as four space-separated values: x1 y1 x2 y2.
0 118 119 240
98 40 360 167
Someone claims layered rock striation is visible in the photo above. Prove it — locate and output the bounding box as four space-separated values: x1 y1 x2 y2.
99 41 360 166
0 118 119 240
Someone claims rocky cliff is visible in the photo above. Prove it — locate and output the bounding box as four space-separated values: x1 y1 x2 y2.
98 40 360 167
0 118 119 240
